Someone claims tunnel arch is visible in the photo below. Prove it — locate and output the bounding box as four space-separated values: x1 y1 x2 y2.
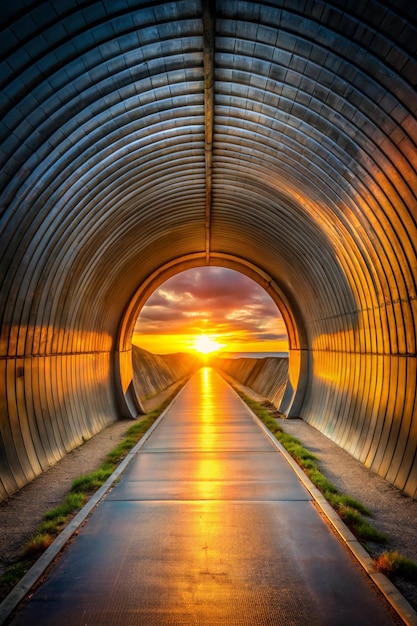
116 253 308 420
0 0 416 501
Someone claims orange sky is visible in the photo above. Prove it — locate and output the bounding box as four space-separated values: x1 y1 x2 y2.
133 267 289 355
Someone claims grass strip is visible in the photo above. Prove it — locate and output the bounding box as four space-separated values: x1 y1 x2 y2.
232 386 387 543
230 384 417 582
0 384 185 595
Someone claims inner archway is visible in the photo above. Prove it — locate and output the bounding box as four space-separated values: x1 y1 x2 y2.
116 256 307 422
132 265 290 411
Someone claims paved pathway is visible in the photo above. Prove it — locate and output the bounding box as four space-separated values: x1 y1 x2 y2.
9 368 399 625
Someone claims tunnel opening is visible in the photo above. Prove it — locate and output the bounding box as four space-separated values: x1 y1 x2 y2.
130 266 290 411
117 257 307 422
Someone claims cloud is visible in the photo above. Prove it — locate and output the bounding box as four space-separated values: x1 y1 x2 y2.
135 267 287 347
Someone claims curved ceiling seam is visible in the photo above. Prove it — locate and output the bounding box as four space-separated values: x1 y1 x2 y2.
226 2 417 106
213 123 412 280
0 31 204 152
211 124 364 202
2 208 200 322
0 170 208 355
208 234 347 323
212 184 390 325
348 178 417 300
49 118 205 200
0 130 206 322
73 165 206 234
1 44 412 183
0 81 202 181
0 4 201 92
0 118 206 261
211 207 359 321
1 35 201 113
0 130 402 338
1 51 412 227
246 0 415 63
211 193 334 264
0 79 205 195
215 65 416 195
213 145 379 260
65 214 208 324
214 76 369 160
263 187 381 318
212 168 351 252
218 244 348 328
213 91 415 210
3 12 412 160
0 65 205 196
331 0 417 52
336 189 414 303
36 189 207 332
27 208 202 355
213 104 409 210
79 232 334 336
210 186 337 254
0 40 204 135
26 199 284 326
215 196 395 325
213 123 415 295
217 31 415 135
0 7 412 344
72 158 206 218
352 135 417 213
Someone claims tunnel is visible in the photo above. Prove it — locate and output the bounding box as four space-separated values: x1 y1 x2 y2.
0 0 416 502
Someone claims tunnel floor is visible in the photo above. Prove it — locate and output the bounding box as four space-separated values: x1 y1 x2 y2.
9 368 399 625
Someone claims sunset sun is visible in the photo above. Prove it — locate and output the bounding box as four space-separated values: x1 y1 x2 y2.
193 334 223 355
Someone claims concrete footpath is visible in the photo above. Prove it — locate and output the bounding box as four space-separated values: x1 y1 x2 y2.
7 368 403 625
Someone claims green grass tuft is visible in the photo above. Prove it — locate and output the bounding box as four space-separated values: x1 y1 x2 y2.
376 551 417 581
0 562 28 588
328 493 371 516
23 532 54 557
43 492 86 520
71 466 114 494
335 505 387 543
37 517 67 535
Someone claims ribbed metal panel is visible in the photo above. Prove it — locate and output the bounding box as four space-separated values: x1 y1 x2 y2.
0 0 416 499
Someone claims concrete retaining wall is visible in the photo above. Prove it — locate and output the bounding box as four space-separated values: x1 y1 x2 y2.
215 357 289 409
132 346 199 402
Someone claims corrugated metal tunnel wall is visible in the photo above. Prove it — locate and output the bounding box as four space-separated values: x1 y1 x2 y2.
0 1 416 501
